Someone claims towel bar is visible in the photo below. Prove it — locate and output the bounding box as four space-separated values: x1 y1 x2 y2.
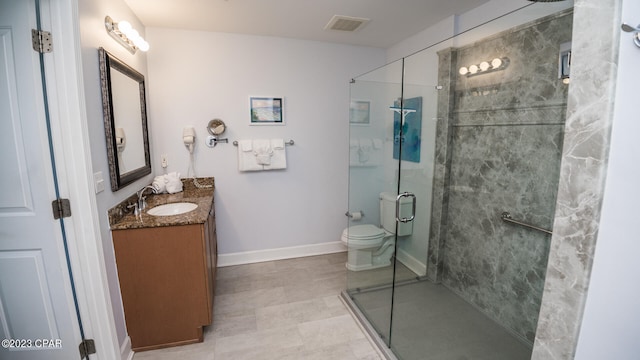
233 140 294 146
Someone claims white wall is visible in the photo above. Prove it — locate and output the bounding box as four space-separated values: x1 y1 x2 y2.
573 0 640 357
387 16 456 64
387 0 574 63
145 28 385 259
77 0 152 349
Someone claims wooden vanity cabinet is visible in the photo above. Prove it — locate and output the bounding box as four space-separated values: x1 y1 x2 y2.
112 206 217 351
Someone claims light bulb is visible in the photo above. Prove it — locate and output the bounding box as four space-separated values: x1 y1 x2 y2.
479 61 490 71
117 21 132 34
459 67 469 75
469 65 479 74
491 58 503 68
132 35 144 47
138 40 150 52
128 29 139 40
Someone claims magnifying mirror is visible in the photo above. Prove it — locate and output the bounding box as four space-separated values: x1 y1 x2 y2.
207 119 226 136
206 119 228 148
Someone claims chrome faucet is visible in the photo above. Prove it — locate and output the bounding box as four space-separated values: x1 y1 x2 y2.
136 185 156 212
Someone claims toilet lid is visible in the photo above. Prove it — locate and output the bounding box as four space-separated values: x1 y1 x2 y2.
344 224 385 240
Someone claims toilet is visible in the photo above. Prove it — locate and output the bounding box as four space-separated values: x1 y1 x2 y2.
341 192 413 271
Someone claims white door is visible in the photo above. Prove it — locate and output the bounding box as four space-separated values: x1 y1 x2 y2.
0 0 84 359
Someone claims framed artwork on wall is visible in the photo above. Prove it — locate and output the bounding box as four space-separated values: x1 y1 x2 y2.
250 97 284 125
393 96 422 163
350 100 370 125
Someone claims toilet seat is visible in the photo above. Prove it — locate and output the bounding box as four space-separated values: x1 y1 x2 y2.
346 224 385 239
341 224 387 249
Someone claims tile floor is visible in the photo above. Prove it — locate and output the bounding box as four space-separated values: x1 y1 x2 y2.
133 252 382 360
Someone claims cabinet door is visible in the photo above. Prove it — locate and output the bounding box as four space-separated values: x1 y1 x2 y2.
113 225 209 350
203 204 217 322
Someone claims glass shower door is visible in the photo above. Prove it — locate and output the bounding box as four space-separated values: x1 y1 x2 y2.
388 4 572 360
346 59 404 347
389 49 442 359
344 3 573 360
392 52 439 283
346 56 441 352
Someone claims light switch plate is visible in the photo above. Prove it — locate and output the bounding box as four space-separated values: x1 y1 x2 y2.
94 171 105 194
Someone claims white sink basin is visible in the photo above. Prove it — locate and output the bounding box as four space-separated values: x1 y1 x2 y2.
147 202 198 216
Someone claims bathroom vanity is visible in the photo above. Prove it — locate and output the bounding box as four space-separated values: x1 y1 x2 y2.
109 178 217 351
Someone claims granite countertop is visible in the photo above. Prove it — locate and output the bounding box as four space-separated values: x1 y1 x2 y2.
109 177 215 231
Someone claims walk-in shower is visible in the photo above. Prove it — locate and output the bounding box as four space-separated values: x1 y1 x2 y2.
342 2 574 359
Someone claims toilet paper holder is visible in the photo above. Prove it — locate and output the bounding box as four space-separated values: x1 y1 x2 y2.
345 211 364 219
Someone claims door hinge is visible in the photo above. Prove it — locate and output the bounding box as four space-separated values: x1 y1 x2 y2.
31 29 53 53
52 198 72 219
78 339 96 359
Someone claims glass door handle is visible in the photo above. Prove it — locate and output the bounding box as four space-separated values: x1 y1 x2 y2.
396 192 416 223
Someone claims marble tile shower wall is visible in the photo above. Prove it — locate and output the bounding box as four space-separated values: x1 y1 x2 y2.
429 10 573 345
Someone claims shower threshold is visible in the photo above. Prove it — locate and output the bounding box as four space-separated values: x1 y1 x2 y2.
340 290 399 360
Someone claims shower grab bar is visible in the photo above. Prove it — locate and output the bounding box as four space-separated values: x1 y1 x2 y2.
501 212 552 235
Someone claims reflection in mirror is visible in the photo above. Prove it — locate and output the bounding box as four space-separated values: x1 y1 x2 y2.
207 119 226 135
99 47 151 191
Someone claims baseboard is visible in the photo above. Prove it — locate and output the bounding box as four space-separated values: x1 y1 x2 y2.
396 248 427 276
120 336 134 360
217 241 347 267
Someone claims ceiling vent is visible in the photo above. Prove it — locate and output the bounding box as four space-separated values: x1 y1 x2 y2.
324 15 370 32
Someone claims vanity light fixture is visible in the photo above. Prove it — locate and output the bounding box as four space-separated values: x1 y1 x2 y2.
458 57 509 77
105 16 149 54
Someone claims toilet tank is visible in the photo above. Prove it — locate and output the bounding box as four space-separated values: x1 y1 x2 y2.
379 192 414 236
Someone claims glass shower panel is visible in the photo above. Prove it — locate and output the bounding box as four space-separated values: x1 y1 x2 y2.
389 4 573 360
346 59 404 346
389 43 447 360
393 49 440 283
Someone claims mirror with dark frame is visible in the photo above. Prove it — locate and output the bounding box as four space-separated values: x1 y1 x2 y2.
98 47 151 191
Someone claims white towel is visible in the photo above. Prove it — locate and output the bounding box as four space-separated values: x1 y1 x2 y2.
165 172 183 194
264 138 287 170
350 138 381 167
115 127 126 152
237 139 287 171
252 139 273 166
240 140 252 152
152 175 167 193
271 138 285 149
359 138 373 151
349 139 360 166
238 140 264 171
